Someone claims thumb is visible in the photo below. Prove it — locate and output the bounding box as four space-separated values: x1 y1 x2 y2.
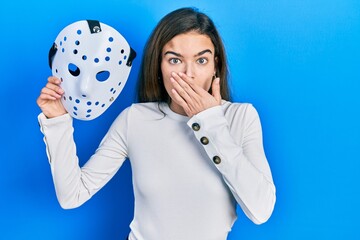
211 78 221 103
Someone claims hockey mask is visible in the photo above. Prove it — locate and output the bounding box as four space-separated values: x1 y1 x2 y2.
48 20 136 120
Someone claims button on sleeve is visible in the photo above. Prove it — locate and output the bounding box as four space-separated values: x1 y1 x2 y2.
213 156 221 164
200 137 209 145
192 123 200 131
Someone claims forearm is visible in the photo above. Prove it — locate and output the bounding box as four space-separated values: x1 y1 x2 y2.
217 146 276 224
187 105 276 224
38 113 92 209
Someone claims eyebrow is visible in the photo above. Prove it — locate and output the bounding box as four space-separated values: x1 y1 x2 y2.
164 49 213 57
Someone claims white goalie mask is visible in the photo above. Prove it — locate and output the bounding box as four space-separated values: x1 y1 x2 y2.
49 20 136 120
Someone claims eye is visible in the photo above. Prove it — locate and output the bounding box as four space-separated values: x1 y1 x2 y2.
197 58 208 65
169 58 181 64
68 63 80 76
96 70 110 82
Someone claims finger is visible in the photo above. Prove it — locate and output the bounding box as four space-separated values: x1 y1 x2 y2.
172 72 207 107
211 78 222 103
41 87 63 99
171 72 196 94
39 93 60 101
176 72 203 93
48 76 61 85
177 72 212 98
45 82 64 95
170 88 191 114
38 92 57 101
170 76 193 102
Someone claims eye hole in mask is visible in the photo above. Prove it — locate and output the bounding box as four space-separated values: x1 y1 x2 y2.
68 63 80 76
96 70 110 82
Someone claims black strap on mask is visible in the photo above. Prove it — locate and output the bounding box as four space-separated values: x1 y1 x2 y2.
86 20 102 34
126 47 136 67
48 42 57 69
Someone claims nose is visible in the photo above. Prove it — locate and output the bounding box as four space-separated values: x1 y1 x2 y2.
79 76 91 97
184 63 195 78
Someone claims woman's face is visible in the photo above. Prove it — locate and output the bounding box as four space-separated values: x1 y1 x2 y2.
161 31 216 103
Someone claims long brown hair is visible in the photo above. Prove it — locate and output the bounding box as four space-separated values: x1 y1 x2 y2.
137 7 230 103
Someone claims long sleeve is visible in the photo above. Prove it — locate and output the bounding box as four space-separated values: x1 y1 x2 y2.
187 103 276 224
38 109 129 209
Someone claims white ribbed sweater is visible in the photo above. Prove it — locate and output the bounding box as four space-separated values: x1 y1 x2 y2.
38 101 276 240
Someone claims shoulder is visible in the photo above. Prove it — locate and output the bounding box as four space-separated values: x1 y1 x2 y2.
221 100 262 132
109 102 163 130
221 100 259 119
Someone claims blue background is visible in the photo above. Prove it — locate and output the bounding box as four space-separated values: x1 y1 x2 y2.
1 0 359 239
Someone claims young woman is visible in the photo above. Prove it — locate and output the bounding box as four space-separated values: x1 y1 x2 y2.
37 7 276 240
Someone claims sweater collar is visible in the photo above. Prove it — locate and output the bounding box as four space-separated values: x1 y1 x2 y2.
160 102 189 122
